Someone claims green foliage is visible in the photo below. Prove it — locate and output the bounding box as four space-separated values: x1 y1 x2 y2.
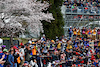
42 0 64 39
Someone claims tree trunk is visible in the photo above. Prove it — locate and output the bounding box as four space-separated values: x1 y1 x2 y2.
10 35 13 45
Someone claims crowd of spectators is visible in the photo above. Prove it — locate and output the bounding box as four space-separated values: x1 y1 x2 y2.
68 26 100 39
64 0 100 14
0 27 100 67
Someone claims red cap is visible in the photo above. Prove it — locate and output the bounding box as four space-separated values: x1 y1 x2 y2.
20 42 23 46
24 63 28 66
13 46 18 49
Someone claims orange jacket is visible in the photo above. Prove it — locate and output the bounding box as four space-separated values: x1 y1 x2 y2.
32 48 36 55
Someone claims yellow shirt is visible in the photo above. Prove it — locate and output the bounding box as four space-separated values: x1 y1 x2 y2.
77 30 80 35
93 30 96 35
98 42 100 46
67 44 72 49
57 43 61 49
73 31 77 35
85 31 88 35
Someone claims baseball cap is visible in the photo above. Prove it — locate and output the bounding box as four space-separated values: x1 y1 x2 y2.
1 45 6 48
24 63 28 66
13 46 18 49
70 26 72 28
3 49 8 52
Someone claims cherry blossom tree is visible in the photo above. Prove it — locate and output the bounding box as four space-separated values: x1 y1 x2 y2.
0 0 54 44
0 0 54 37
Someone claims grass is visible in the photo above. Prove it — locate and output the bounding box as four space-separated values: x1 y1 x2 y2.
19 38 29 44
1 37 29 44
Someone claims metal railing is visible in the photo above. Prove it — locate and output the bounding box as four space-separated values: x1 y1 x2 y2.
66 6 100 15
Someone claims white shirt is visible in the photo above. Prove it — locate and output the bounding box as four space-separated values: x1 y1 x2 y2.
19 48 25 60
98 62 100 66
30 60 38 67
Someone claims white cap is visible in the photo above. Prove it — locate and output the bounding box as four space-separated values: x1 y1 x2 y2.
28 40 32 44
53 61 55 64
70 26 72 28
43 34 45 37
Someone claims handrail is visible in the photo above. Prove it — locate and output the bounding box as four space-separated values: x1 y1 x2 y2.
66 6 100 14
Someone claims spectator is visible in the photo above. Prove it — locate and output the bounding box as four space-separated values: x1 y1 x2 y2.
77 28 81 37
68 26 73 37
13 46 19 67
0 54 5 67
8 50 14 67
92 28 97 40
18 45 25 67
73 27 77 39
1 45 6 51
97 29 100 39
24 44 31 62
2 26 100 67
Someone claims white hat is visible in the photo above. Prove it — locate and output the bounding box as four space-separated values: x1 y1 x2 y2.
43 34 45 37
28 40 32 44
70 26 72 28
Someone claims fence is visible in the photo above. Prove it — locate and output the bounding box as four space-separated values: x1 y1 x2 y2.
3 40 19 49
66 6 100 15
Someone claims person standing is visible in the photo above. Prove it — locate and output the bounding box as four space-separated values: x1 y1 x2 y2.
19 45 25 67
8 50 14 67
0 54 5 64
92 28 97 40
41 34 46 43
0 49 8 67
32 46 37 58
13 46 19 67
24 44 31 62
0 54 5 67
36 54 41 67
73 27 77 39
97 29 100 39
82 27 86 38
68 26 73 38
77 28 81 37
87 28 92 39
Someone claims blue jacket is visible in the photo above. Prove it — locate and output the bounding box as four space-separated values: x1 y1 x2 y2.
69 28 72 34
0 53 7 60
8 54 14 65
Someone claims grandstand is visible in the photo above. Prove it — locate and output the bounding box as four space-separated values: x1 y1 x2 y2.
63 0 100 36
